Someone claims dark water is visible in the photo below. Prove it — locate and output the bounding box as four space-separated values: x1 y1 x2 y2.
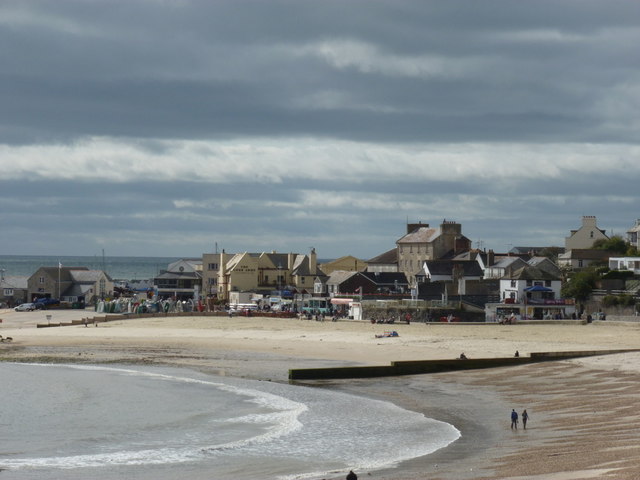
0 255 181 280
0 363 460 480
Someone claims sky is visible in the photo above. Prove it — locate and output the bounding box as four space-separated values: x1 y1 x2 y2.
1 0 639 260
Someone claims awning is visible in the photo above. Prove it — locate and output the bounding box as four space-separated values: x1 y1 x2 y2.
524 285 553 292
331 298 354 305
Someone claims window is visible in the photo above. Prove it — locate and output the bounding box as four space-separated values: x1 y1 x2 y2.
301 277 305 284
590 231 594 238
578 259 584 268
3 288 13 296
510 280 516 288
208 263 218 270
39 276 45 284
526 280 532 286
545 280 552 287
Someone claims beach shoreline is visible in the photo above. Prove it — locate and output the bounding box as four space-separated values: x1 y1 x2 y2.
2 310 640 479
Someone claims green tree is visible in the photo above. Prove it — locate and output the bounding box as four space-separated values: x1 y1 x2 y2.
561 268 598 303
593 235 629 255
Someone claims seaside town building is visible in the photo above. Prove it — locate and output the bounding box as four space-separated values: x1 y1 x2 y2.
565 216 609 250
210 248 322 302
557 249 610 271
608 257 640 275
485 263 573 321
366 248 398 273
396 220 472 282
27 266 113 306
153 259 202 300
627 219 640 250
0 274 28 307
318 256 367 275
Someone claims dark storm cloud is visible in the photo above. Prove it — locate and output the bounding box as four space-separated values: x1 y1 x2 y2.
2 0 640 144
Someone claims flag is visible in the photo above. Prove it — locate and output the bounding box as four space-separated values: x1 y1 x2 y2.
59 262 62 268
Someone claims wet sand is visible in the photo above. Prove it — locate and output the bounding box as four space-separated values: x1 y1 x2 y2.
2 309 640 479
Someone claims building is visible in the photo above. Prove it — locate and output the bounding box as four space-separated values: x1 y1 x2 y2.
318 256 367 275
626 220 640 250
325 271 373 296
485 264 574 322
366 248 398 273
361 271 409 294
608 257 640 275
215 249 320 301
483 257 529 280
201 252 232 298
557 249 610 270
565 216 609 250
396 220 472 282
27 266 113 305
65 270 114 306
153 259 202 300
500 266 561 304
0 275 28 307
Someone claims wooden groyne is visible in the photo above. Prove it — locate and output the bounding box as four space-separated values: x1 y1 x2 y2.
288 349 640 380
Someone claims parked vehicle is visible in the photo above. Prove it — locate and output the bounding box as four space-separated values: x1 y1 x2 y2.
15 303 36 312
34 298 60 309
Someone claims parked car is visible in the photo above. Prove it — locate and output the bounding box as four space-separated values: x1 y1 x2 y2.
34 298 60 309
15 303 36 311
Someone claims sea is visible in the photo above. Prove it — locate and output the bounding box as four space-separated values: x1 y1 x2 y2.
0 363 460 480
0 255 182 281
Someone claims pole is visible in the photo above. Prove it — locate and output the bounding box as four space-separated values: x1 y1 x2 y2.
58 262 61 299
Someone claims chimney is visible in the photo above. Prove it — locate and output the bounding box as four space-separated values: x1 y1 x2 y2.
288 252 294 270
487 249 495 267
407 221 427 234
309 248 317 275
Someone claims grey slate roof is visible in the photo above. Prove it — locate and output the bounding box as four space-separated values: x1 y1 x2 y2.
367 248 398 264
326 270 358 285
508 265 560 281
70 270 112 283
0 275 28 289
396 226 439 244
424 260 484 277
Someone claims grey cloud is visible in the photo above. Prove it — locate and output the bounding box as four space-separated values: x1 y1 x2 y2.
1 1 639 257
2 1 640 144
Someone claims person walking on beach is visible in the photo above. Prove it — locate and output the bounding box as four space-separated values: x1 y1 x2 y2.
522 409 529 429
511 409 518 429
346 470 358 480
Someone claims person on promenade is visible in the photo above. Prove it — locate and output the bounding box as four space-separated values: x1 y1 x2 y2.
511 409 518 429
346 470 358 480
522 409 529 429
514 350 519 357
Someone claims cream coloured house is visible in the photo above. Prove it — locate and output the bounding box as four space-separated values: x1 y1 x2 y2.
215 249 320 300
627 219 640 250
565 216 609 250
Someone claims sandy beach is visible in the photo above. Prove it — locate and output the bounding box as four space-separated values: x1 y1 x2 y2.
2 308 640 479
